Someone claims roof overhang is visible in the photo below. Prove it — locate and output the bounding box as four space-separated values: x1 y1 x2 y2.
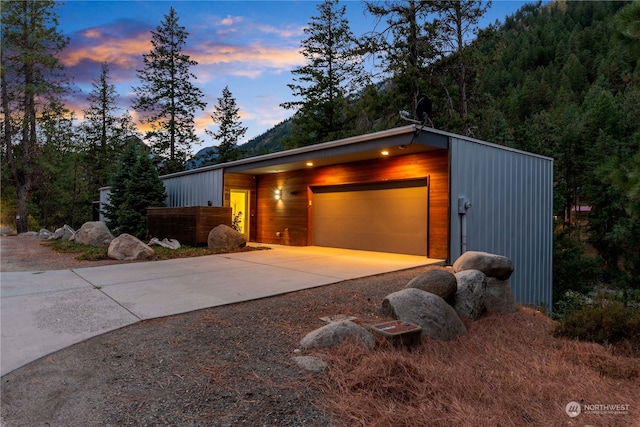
224 125 448 175
161 125 449 179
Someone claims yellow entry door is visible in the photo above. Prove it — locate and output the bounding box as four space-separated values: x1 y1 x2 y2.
230 189 249 239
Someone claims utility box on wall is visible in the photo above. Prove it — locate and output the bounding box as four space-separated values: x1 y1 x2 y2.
147 206 232 246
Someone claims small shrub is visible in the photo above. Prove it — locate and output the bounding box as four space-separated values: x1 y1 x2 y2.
552 228 598 310
552 290 590 320
554 301 640 351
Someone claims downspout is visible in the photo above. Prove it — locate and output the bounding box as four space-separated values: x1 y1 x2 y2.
458 197 472 253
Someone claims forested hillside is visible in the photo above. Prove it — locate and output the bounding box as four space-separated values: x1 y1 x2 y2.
455 1 640 301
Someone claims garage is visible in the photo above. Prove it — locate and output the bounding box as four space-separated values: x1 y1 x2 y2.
310 179 429 256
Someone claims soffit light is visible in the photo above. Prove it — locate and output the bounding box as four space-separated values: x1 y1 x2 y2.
381 150 390 156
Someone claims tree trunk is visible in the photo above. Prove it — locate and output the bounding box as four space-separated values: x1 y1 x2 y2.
16 184 30 233
455 2 468 118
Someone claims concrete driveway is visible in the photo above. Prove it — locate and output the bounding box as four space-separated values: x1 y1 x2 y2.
0 245 441 376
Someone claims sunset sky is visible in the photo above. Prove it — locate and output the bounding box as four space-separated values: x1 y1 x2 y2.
56 0 536 152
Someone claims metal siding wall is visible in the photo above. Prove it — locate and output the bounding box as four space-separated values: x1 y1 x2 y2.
450 137 553 307
161 169 223 207
99 188 111 222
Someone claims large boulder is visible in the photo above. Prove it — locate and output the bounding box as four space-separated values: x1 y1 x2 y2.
300 320 375 350
51 224 75 241
452 251 514 280
381 288 467 341
405 266 457 301
454 270 487 320
484 277 518 313
108 233 154 261
37 229 53 239
0 227 16 236
74 221 114 248
208 224 246 252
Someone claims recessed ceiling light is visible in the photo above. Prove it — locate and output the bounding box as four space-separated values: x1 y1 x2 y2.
306 161 313 167
381 150 390 156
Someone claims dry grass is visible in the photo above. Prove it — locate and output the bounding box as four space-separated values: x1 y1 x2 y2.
314 307 640 427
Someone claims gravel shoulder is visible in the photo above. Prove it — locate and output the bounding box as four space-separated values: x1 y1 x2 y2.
0 235 418 426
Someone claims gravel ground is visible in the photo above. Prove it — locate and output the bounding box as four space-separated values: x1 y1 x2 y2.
0 235 424 426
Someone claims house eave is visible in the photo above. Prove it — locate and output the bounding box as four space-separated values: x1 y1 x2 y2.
161 125 448 178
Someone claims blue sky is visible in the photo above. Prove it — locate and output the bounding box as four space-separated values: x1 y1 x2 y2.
57 0 539 151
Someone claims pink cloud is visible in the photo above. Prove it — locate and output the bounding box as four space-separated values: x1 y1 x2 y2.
219 15 243 26
61 31 150 69
192 42 304 78
257 24 306 39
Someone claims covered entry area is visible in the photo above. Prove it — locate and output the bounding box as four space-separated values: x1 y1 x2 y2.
311 179 429 256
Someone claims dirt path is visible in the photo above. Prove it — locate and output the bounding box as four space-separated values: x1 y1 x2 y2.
0 235 130 272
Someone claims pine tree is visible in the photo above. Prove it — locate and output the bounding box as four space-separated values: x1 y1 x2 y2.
103 141 166 239
432 0 491 119
81 62 139 194
132 7 206 174
1 0 69 233
32 100 92 229
363 0 437 117
281 0 366 147
206 86 247 163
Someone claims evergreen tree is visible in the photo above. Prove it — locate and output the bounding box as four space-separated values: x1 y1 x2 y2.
363 0 437 118
103 141 166 239
432 0 491 119
0 0 69 233
205 86 247 163
282 0 366 147
32 100 92 229
81 62 139 194
132 7 206 174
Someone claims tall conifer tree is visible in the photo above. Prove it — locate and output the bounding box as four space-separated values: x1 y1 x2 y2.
132 7 206 174
282 0 366 147
431 0 490 121
206 86 247 163
81 62 138 193
0 0 68 232
363 0 437 117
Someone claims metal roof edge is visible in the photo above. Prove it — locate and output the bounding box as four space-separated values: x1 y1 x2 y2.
160 125 552 179
160 125 420 179
430 127 554 162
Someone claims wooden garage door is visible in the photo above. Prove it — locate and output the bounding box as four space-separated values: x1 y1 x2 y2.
311 179 428 256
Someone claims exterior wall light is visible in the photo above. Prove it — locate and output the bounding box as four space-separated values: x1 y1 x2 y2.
274 189 281 200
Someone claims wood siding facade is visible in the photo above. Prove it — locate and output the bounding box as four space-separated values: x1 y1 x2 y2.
247 149 449 259
147 206 232 246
